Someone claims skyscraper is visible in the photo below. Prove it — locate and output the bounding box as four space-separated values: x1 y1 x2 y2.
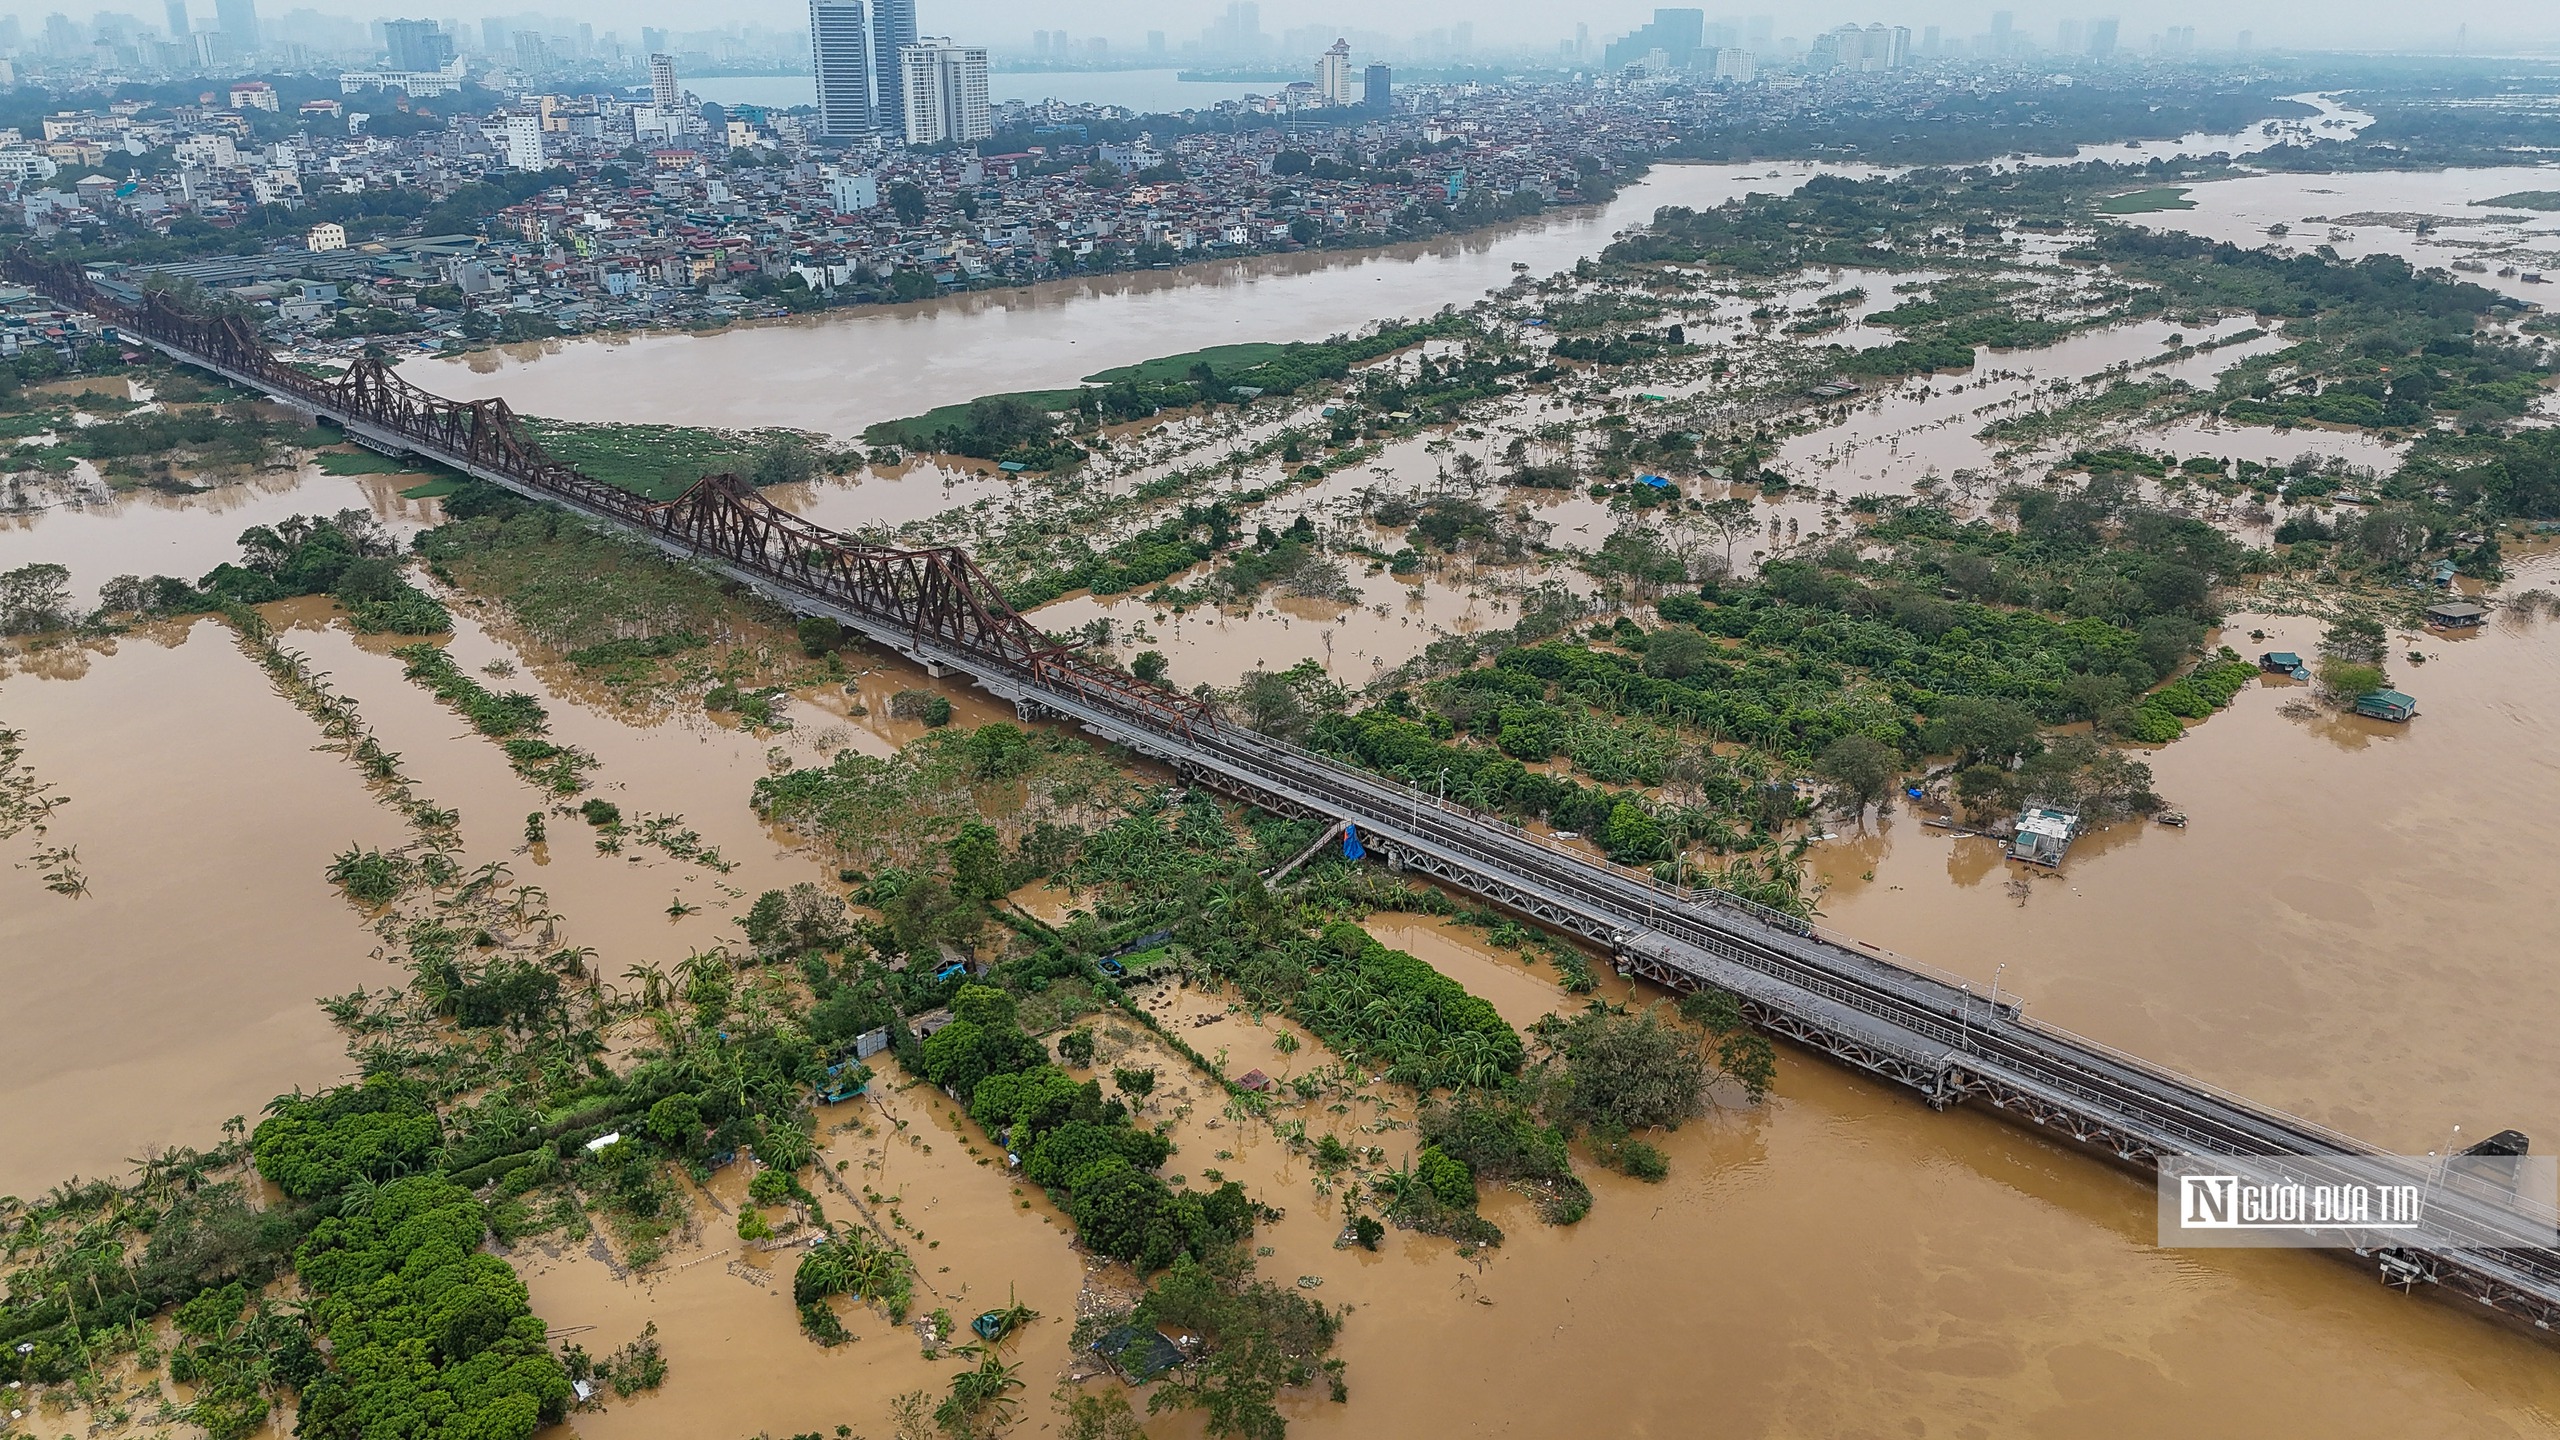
870 0 917 141
1364 62 1391 112
1316 38 1352 107
384 18 452 72
809 0 875 140
214 0 256 54
1603 9 1705 71
649 53 679 113
899 38 989 146
2086 16 2118 57
640 26 666 53
162 0 188 39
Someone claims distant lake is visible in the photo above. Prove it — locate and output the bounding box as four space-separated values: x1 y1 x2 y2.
683 67 1297 114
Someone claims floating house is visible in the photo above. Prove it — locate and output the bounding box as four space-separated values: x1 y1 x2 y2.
2258 651 2310 679
2423 599 2486 629
2354 690 2417 722
2006 802 2083 868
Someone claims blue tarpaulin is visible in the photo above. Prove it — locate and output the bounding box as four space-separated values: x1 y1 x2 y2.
1342 823 1365 861
1638 474 1673 488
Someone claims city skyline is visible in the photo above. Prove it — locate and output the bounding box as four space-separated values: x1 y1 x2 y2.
11 0 2557 54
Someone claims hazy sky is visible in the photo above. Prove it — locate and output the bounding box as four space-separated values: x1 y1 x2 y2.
21 0 2560 53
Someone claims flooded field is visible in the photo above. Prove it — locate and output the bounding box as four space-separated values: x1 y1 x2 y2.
2120 165 2560 304
0 619 407 1196
0 464 444 607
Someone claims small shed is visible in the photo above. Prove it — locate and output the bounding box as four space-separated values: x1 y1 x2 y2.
2354 690 2417 722
1235 1069 1274 1093
2006 802 2083 868
2423 599 2486 629
1093 1325 1189 1382
2258 650 2308 678
2430 558 2459 588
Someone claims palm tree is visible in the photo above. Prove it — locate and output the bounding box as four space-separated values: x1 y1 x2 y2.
675 948 729 999
623 962 668 1012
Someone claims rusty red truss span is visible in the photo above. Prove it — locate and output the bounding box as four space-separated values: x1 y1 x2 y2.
7 249 1214 736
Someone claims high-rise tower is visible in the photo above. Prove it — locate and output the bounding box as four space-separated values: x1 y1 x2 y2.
810 0 876 140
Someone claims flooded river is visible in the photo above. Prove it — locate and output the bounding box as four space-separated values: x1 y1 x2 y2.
398 95 2362 445
21 88 2560 1439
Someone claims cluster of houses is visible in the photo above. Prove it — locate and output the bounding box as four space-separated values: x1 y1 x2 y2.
0 76 1697 355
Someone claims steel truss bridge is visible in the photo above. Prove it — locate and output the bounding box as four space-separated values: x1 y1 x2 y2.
27 252 2560 1338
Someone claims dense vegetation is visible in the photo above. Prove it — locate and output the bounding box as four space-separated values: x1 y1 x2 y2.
290 1176 574 1440
89 511 452 635
519 420 833 501
861 316 1481 466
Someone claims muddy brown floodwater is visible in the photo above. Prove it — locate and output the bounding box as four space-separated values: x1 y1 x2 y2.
1816 554 2560 1155
0 619 406 1197
0 464 444 607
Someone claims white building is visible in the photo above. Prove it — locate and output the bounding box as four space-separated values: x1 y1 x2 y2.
898 38 989 146
307 221 346 250
648 53 680 114
825 170 879 211
1316 38 1353 107
172 133 238 169
502 113 544 170
1708 47 1756 81
810 0 876 140
337 58 467 97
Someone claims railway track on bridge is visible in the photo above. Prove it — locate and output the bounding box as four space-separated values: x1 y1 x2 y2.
22 251 2560 1339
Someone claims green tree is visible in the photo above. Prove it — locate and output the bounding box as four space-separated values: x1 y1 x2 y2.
1641 627 1718 679
1550 1006 1709 1132
645 1095 702 1149
948 821 1008 902
1814 734 1900 819
887 181 928 225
